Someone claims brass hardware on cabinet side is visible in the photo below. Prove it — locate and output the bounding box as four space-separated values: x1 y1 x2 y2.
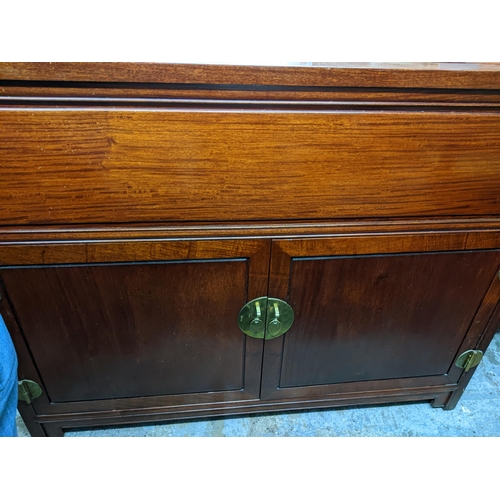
18 379 42 404
455 350 483 372
238 297 294 340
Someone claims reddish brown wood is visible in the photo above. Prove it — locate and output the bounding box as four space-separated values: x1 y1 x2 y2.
283 250 498 386
33 386 454 437
1 109 500 225
276 232 500 256
2 63 500 436
3 217 500 244
0 239 267 266
261 236 500 399
3 86 500 106
1 240 269 415
1 62 500 88
3 261 250 401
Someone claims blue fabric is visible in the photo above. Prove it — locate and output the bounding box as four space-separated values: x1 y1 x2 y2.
0 314 18 437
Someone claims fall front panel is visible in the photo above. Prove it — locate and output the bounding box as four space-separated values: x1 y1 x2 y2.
2 109 500 225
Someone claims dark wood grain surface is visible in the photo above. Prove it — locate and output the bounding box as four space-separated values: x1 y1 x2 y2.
261 234 500 399
2 109 500 225
2 260 251 401
1 239 270 414
280 250 500 387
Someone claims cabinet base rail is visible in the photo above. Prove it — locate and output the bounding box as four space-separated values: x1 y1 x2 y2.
21 386 457 437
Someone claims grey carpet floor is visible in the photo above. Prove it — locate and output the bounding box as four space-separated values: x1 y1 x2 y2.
16 332 500 437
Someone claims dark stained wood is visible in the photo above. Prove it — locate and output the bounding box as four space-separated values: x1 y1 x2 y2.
1 62 500 88
40 423 64 437
446 262 500 382
1 239 270 414
431 392 452 408
281 251 499 386
444 277 500 410
2 261 250 401
2 109 500 225
33 386 454 437
17 404 47 437
261 236 500 399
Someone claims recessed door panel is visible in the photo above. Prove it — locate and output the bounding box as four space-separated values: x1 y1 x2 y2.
261 234 500 400
0 239 269 414
281 252 497 386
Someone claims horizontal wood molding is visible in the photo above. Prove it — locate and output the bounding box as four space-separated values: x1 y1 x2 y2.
2 63 500 89
3 218 500 243
31 383 457 422
0 239 267 265
276 232 500 257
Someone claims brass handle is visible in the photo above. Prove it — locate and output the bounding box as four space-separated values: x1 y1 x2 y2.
455 350 483 372
267 302 283 338
238 297 267 339
248 300 265 336
238 297 294 340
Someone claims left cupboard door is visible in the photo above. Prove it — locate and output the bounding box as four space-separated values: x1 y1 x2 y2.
0 239 269 421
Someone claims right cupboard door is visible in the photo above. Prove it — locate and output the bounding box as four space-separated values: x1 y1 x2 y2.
260 233 500 401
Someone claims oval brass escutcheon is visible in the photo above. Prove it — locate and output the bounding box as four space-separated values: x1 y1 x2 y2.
455 350 483 372
18 379 42 404
238 297 294 340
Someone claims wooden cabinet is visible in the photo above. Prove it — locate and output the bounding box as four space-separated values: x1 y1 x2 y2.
1 63 500 436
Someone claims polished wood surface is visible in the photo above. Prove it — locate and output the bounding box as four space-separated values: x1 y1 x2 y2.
3 217 500 243
3 261 250 401
1 239 270 414
260 235 500 399
281 251 500 386
2 62 500 436
3 86 500 107
0 239 269 266
1 109 500 225
2 62 500 88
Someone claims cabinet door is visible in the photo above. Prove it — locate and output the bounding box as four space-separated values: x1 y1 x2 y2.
260 233 500 400
0 239 269 416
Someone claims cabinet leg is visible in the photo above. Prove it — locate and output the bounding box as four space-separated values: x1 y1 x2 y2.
17 416 47 437
17 403 47 437
41 423 65 437
441 388 463 411
430 392 452 409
